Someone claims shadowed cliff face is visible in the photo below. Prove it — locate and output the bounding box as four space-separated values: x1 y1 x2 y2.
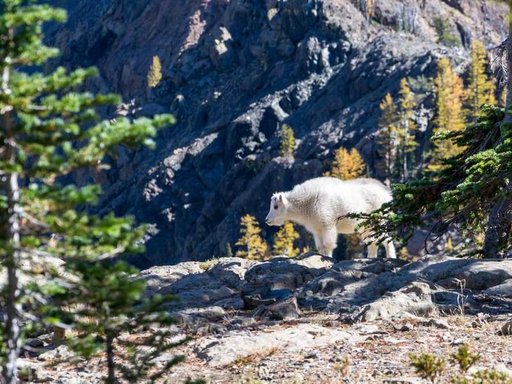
48 0 508 267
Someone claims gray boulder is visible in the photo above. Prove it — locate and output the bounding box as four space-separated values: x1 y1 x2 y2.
351 282 434 322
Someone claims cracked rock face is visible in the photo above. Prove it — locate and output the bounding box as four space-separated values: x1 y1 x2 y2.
139 255 512 325
48 0 508 266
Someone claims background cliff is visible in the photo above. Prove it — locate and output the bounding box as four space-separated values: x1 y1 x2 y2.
47 0 508 267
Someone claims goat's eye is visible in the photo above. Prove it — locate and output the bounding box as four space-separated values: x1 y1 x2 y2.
274 205 278 210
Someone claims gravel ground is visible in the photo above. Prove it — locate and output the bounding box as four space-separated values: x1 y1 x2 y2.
21 313 512 384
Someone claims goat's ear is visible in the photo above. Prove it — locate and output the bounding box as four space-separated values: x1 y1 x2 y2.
278 194 284 202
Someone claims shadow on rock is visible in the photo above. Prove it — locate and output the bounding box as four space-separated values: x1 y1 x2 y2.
139 254 512 328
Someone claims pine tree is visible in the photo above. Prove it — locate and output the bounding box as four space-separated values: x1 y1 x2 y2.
0 2 179 382
429 58 466 172
272 222 300 257
397 78 418 180
466 40 496 121
147 55 162 88
235 214 268 260
325 147 366 180
377 93 399 182
279 124 296 159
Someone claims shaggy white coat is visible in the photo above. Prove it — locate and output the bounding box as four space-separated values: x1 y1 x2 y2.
265 176 396 258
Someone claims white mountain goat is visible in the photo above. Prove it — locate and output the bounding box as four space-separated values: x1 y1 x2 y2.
265 177 396 258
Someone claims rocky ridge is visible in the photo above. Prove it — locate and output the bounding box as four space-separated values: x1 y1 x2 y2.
48 0 509 265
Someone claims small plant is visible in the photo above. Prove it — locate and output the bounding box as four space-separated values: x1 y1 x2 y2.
450 344 480 373
456 279 467 316
231 347 278 367
434 17 459 47
333 355 351 376
199 258 219 271
410 346 511 384
470 369 512 383
409 352 445 383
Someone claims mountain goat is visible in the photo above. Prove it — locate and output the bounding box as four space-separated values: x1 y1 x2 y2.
265 177 396 258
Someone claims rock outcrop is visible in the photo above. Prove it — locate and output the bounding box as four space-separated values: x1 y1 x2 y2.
140 254 512 324
47 0 509 266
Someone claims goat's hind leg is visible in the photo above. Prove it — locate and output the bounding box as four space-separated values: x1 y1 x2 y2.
384 239 396 259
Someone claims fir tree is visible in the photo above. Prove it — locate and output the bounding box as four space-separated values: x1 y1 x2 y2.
235 214 268 260
147 55 162 88
272 222 300 257
377 93 399 182
0 1 179 382
279 124 296 159
325 147 366 180
352 105 512 258
466 40 496 121
429 58 465 172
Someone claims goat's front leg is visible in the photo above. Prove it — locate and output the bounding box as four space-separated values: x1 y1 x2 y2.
317 226 338 257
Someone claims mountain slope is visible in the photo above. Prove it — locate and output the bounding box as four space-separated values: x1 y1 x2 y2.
49 0 508 266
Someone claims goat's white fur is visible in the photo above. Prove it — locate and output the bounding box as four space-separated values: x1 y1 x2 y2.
265 176 396 258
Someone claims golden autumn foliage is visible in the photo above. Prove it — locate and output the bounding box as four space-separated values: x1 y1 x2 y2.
429 58 465 171
377 93 399 180
325 147 366 180
397 78 418 180
147 55 163 88
279 124 297 158
377 79 419 182
236 214 268 260
466 40 496 120
272 222 300 257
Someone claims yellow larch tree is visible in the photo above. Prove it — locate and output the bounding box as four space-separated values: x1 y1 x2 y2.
279 124 297 159
147 55 163 88
272 222 300 257
235 214 269 260
377 93 399 182
466 40 496 121
428 58 465 171
397 78 418 180
325 147 366 180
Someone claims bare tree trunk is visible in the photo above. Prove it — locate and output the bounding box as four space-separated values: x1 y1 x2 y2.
1 64 22 383
105 332 116 384
483 31 512 258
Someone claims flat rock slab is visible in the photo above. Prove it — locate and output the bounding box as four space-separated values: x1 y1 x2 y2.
194 323 360 367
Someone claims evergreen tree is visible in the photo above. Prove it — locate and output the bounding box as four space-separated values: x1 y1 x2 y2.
377 93 399 182
0 1 180 382
279 124 296 159
466 40 496 121
428 58 466 172
352 105 511 258
235 214 268 260
325 147 366 180
397 78 418 180
147 55 163 88
272 222 300 257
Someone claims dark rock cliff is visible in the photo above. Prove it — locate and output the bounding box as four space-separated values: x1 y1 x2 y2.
48 0 508 266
